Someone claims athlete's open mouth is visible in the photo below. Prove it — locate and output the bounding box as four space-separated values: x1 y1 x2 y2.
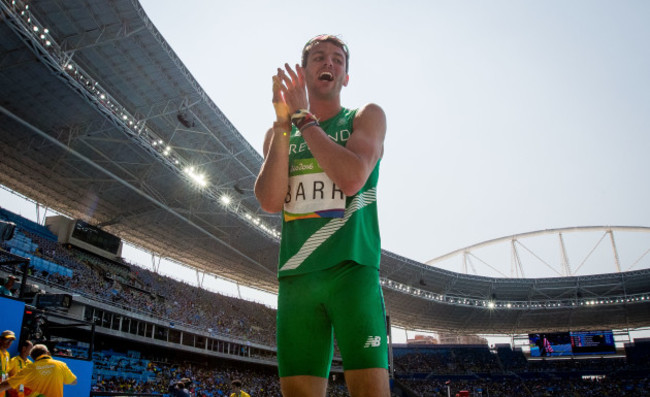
318 72 334 81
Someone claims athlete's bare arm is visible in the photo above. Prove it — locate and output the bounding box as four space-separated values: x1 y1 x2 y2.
254 75 292 213
301 102 385 196
276 63 386 196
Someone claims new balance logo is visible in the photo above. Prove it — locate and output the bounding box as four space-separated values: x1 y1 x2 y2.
364 336 382 348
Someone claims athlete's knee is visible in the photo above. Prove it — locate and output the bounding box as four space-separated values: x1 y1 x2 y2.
344 368 391 397
280 375 328 397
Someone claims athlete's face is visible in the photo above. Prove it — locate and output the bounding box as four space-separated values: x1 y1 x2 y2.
303 41 349 99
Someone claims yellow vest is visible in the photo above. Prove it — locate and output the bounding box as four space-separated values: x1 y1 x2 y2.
7 356 76 397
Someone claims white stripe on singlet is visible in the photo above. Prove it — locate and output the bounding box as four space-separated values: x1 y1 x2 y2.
280 187 377 272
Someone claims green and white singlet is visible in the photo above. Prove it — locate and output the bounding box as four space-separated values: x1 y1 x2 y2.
279 107 381 277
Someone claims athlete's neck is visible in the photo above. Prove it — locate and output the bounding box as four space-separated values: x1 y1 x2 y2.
309 96 343 122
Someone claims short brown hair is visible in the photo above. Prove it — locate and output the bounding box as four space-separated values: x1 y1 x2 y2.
301 34 349 73
19 339 33 350
30 344 50 359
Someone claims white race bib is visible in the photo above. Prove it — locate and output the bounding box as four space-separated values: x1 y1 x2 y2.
284 158 346 222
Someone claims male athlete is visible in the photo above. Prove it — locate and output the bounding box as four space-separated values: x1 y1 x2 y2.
255 35 389 397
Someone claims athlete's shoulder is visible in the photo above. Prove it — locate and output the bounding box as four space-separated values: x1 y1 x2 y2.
353 103 386 133
353 103 385 124
356 103 384 114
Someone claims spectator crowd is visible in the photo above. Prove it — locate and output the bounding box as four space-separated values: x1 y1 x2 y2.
2 208 649 396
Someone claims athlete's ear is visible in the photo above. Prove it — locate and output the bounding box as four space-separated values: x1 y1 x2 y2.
343 74 349 87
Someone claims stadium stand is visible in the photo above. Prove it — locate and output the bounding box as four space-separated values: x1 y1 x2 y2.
0 208 58 241
392 343 650 396
46 342 349 397
5 232 73 278
2 209 649 396
1 208 277 347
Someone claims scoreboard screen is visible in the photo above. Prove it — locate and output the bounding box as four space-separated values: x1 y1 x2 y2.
529 332 572 357
570 330 616 355
71 220 121 255
529 330 616 357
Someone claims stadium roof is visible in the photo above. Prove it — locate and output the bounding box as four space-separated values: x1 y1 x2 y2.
1 0 649 335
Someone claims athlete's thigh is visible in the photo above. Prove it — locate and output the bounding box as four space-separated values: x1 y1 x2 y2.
328 263 388 371
277 273 334 378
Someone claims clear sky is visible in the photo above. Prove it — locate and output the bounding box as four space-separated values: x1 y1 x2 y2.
137 0 650 269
